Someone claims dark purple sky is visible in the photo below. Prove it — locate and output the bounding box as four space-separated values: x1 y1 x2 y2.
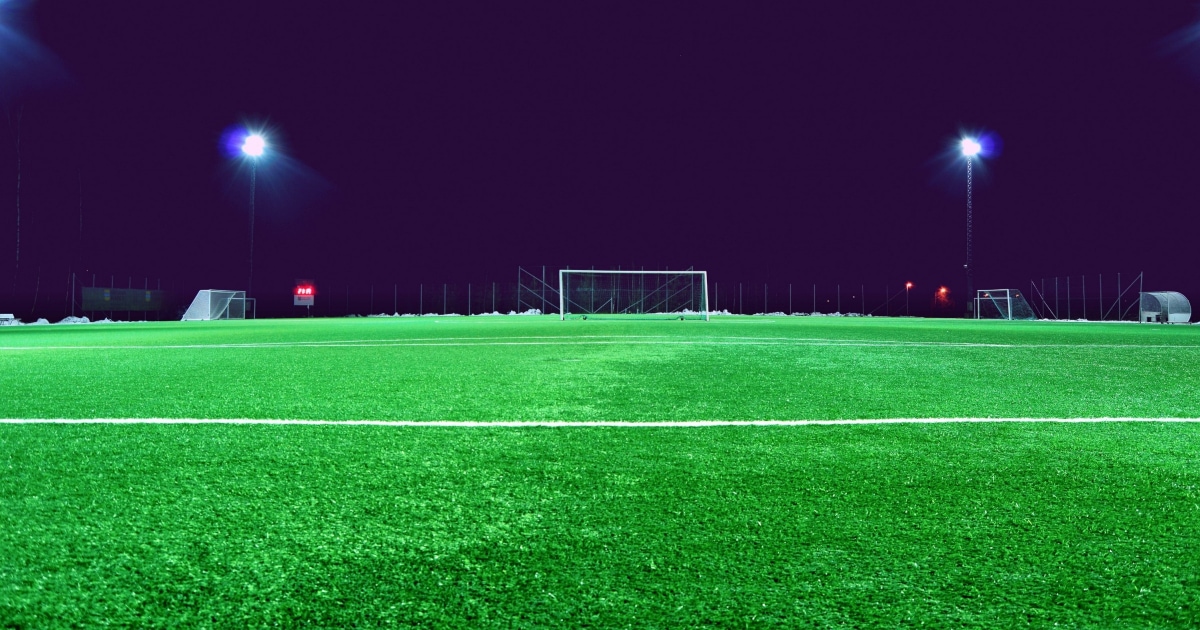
3 2 1200 317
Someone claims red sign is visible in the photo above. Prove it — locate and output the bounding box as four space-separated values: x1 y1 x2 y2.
294 280 316 306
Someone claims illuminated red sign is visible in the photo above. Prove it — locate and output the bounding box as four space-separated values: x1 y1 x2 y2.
294 280 316 306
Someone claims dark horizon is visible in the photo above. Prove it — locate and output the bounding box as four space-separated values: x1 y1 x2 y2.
3 2 1200 319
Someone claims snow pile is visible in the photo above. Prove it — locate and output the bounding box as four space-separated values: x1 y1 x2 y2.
57 316 91 324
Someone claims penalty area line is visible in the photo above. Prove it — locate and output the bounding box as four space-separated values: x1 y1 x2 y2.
2 418 1200 427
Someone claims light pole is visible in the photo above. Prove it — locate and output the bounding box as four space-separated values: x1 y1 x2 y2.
241 133 266 298
960 137 982 315
905 281 913 316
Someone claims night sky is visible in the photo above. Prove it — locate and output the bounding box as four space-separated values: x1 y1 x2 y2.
3 2 1200 318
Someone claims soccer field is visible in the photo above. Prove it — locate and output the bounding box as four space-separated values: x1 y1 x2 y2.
2 316 1199 626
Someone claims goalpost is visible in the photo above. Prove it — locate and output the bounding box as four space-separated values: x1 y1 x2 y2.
181 290 248 321
559 270 710 321
975 289 1036 320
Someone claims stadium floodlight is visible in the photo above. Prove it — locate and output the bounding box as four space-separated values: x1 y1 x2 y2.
559 269 710 321
239 131 267 298
905 281 913 316
242 133 266 157
961 136 983 315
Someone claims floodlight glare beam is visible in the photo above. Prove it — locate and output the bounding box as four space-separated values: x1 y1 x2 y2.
960 137 982 157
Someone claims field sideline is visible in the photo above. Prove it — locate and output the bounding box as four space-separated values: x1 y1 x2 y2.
2 316 1199 626
4 417 1200 426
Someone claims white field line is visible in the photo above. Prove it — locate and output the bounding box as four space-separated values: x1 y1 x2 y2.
2 418 1199 427
4 335 1200 351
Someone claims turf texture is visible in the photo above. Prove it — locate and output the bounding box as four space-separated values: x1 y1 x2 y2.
2 316 1200 626
2 315 1200 420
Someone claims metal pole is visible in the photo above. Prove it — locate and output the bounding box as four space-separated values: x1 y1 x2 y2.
443 283 447 315
1132 270 1142 319
789 284 792 314
1067 276 1070 320
764 283 767 314
813 284 816 314
1081 276 1086 321
837 284 841 314
861 284 865 315
1099 274 1103 321
468 284 471 316
394 284 397 314
965 157 973 316
738 283 742 314
492 282 496 314
248 162 256 299
420 284 423 315
1055 277 1059 320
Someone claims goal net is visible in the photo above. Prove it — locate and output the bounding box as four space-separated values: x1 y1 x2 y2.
975 289 1036 320
559 270 709 321
181 290 247 321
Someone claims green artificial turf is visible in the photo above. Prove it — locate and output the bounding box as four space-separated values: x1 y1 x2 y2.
1 315 1200 420
1 422 1198 627
3 316 1200 626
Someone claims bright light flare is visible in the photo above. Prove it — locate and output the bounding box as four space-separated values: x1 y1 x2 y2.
242 133 266 158
905 282 913 290
960 138 982 157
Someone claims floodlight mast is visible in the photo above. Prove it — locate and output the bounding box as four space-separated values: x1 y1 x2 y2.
961 137 981 316
241 133 266 298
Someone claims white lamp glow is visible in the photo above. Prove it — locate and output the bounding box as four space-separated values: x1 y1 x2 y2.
960 137 982 157
242 133 266 158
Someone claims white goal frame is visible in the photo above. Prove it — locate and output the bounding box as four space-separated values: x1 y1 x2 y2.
558 269 710 321
975 288 1034 321
181 290 249 321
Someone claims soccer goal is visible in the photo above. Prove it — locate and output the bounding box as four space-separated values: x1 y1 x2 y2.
559 270 710 321
181 290 248 321
975 289 1036 320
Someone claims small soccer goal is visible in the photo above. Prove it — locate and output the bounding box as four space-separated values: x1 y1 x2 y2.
181 290 248 321
559 270 710 321
975 289 1036 320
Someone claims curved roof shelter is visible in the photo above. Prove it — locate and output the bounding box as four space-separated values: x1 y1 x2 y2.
1139 292 1191 324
